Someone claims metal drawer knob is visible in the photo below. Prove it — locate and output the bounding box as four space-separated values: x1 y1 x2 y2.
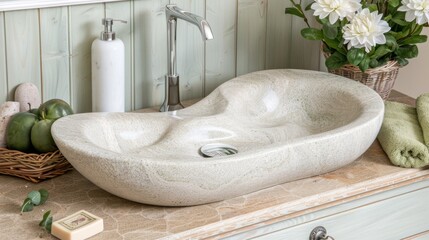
309 226 335 240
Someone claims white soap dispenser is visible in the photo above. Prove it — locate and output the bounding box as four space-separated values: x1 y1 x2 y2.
91 18 127 112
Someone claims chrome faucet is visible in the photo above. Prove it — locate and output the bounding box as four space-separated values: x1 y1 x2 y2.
160 4 214 112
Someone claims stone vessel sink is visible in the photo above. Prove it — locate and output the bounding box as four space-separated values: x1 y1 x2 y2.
52 69 384 206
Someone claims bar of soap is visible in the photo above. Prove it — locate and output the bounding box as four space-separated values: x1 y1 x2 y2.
52 210 103 240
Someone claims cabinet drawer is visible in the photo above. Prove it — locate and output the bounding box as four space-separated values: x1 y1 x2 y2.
253 187 429 240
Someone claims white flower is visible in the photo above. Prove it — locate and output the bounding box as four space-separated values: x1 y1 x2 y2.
342 9 391 53
311 0 361 24
398 0 429 25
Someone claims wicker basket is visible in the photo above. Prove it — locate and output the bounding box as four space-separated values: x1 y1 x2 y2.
323 48 400 100
0 148 73 183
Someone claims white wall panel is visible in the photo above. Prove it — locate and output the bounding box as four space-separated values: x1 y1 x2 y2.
133 0 169 109
266 0 292 69
237 0 267 76
289 0 321 70
205 0 237 95
0 12 7 103
69 3 104 112
4 10 41 101
0 0 315 112
40 7 71 103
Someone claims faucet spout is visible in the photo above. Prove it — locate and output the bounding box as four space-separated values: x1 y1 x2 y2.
165 5 214 40
160 5 213 112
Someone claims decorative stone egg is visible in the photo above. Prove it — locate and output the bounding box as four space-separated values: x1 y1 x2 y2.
14 82 42 112
0 101 20 147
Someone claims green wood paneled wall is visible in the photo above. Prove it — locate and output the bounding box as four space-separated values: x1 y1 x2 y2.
0 0 322 113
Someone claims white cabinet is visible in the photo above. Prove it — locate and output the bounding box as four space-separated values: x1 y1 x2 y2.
226 180 429 240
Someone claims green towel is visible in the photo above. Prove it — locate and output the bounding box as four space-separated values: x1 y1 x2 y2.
416 93 429 146
377 101 429 168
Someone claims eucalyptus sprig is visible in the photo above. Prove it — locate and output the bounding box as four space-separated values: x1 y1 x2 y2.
39 210 53 233
20 189 49 213
20 189 53 233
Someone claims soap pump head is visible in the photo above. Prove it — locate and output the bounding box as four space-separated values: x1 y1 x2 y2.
100 18 127 41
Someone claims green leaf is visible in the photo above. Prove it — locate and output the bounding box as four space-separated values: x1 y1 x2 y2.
378 57 389 67
39 189 49 205
323 24 338 39
20 198 34 213
369 57 389 68
27 191 41 206
304 2 313 11
367 4 378 12
384 14 392 21
369 59 379 68
318 17 329 25
400 35 428 45
414 25 424 35
396 57 409 66
385 33 398 51
392 12 410 26
285 7 304 18
371 45 391 59
347 48 366 66
325 52 347 69
323 38 346 55
39 210 53 233
359 57 371 72
301 28 324 40
395 45 418 58
388 0 400 7
391 18 409 26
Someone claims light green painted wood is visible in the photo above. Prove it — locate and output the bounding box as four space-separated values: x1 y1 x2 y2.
0 12 7 103
289 0 321 70
205 0 237 96
409 231 429 240
69 3 104 113
0 0 302 110
228 180 429 239
258 186 429 239
237 0 267 76
266 0 292 69
4 9 41 101
105 1 133 111
170 0 205 101
40 7 70 103
133 0 169 109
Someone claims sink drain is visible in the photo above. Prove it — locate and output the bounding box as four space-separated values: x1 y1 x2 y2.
200 143 238 158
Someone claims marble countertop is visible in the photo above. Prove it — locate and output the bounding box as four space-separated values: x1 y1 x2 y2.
1 90 428 240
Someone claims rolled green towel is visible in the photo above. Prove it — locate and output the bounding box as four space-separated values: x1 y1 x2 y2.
377 101 429 168
416 93 429 146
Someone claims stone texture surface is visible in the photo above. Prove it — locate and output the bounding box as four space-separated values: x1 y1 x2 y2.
0 89 427 240
51 69 384 206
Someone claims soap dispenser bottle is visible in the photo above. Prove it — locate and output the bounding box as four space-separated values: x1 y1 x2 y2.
91 18 127 112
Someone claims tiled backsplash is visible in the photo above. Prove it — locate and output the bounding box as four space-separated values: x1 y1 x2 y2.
0 0 322 113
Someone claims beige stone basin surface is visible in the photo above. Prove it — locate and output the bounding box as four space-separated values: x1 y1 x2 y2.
51 69 384 206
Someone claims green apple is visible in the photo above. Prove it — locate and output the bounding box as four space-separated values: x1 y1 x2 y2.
29 108 40 116
31 119 57 153
6 112 38 152
39 99 73 120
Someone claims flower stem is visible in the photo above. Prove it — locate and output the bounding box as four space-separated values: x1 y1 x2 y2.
290 0 311 28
